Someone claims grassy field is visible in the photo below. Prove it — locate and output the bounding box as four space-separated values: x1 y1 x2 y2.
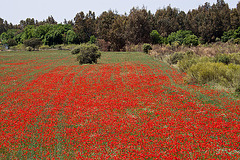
0 50 239 159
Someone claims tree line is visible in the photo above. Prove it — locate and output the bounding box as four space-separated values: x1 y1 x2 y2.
1 0 240 51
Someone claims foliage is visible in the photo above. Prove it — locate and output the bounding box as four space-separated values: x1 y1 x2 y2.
167 52 185 64
187 62 229 84
7 38 17 47
177 52 199 72
89 35 96 44
74 11 96 43
96 10 116 42
109 15 126 51
23 38 43 50
183 35 199 46
125 7 152 44
25 46 34 51
214 53 231 65
167 30 197 46
229 53 240 64
150 30 164 45
72 43 101 64
143 43 152 54
1 0 240 49
65 30 78 44
39 45 51 50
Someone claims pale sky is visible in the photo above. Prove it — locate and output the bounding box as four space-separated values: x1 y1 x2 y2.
0 0 239 24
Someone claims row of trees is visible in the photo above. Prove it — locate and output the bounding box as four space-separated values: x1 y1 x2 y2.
1 0 240 51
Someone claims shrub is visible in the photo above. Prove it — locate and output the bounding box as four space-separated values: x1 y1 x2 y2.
89 35 97 44
229 53 240 64
26 46 34 51
150 30 164 45
183 35 199 46
71 47 80 54
236 86 240 94
97 39 111 51
73 43 101 64
187 62 231 85
7 39 17 48
23 38 43 50
143 43 152 54
214 53 230 65
167 52 184 65
39 45 50 50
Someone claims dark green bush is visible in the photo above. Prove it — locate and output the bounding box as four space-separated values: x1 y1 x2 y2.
73 43 101 64
143 43 152 54
89 35 97 44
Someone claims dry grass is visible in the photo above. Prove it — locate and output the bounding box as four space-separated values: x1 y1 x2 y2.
149 42 240 58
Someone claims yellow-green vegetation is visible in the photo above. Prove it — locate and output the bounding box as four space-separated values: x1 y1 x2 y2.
165 51 240 95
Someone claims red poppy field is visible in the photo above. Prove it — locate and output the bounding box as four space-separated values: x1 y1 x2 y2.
0 50 239 159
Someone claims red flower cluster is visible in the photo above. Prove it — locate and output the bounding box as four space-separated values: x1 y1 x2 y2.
0 57 239 159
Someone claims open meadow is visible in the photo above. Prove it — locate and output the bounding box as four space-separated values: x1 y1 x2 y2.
0 50 239 159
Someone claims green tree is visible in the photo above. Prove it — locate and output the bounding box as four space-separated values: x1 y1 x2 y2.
167 30 193 45
183 35 199 46
66 30 78 44
150 30 164 44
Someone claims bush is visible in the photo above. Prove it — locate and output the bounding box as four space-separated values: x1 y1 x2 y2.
183 35 199 46
89 35 96 44
186 62 233 85
97 39 111 52
214 53 230 65
39 45 51 50
71 47 81 54
143 43 152 54
236 86 240 94
26 46 34 51
23 38 43 50
73 43 101 64
229 53 240 64
150 30 164 45
167 52 184 65
7 39 17 47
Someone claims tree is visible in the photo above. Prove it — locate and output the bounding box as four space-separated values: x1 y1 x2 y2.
96 10 116 42
155 6 181 37
230 8 240 30
150 30 164 44
167 30 193 45
74 11 96 43
45 16 57 24
183 35 199 46
125 7 152 44
109 15 127 51
66 30 78 44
